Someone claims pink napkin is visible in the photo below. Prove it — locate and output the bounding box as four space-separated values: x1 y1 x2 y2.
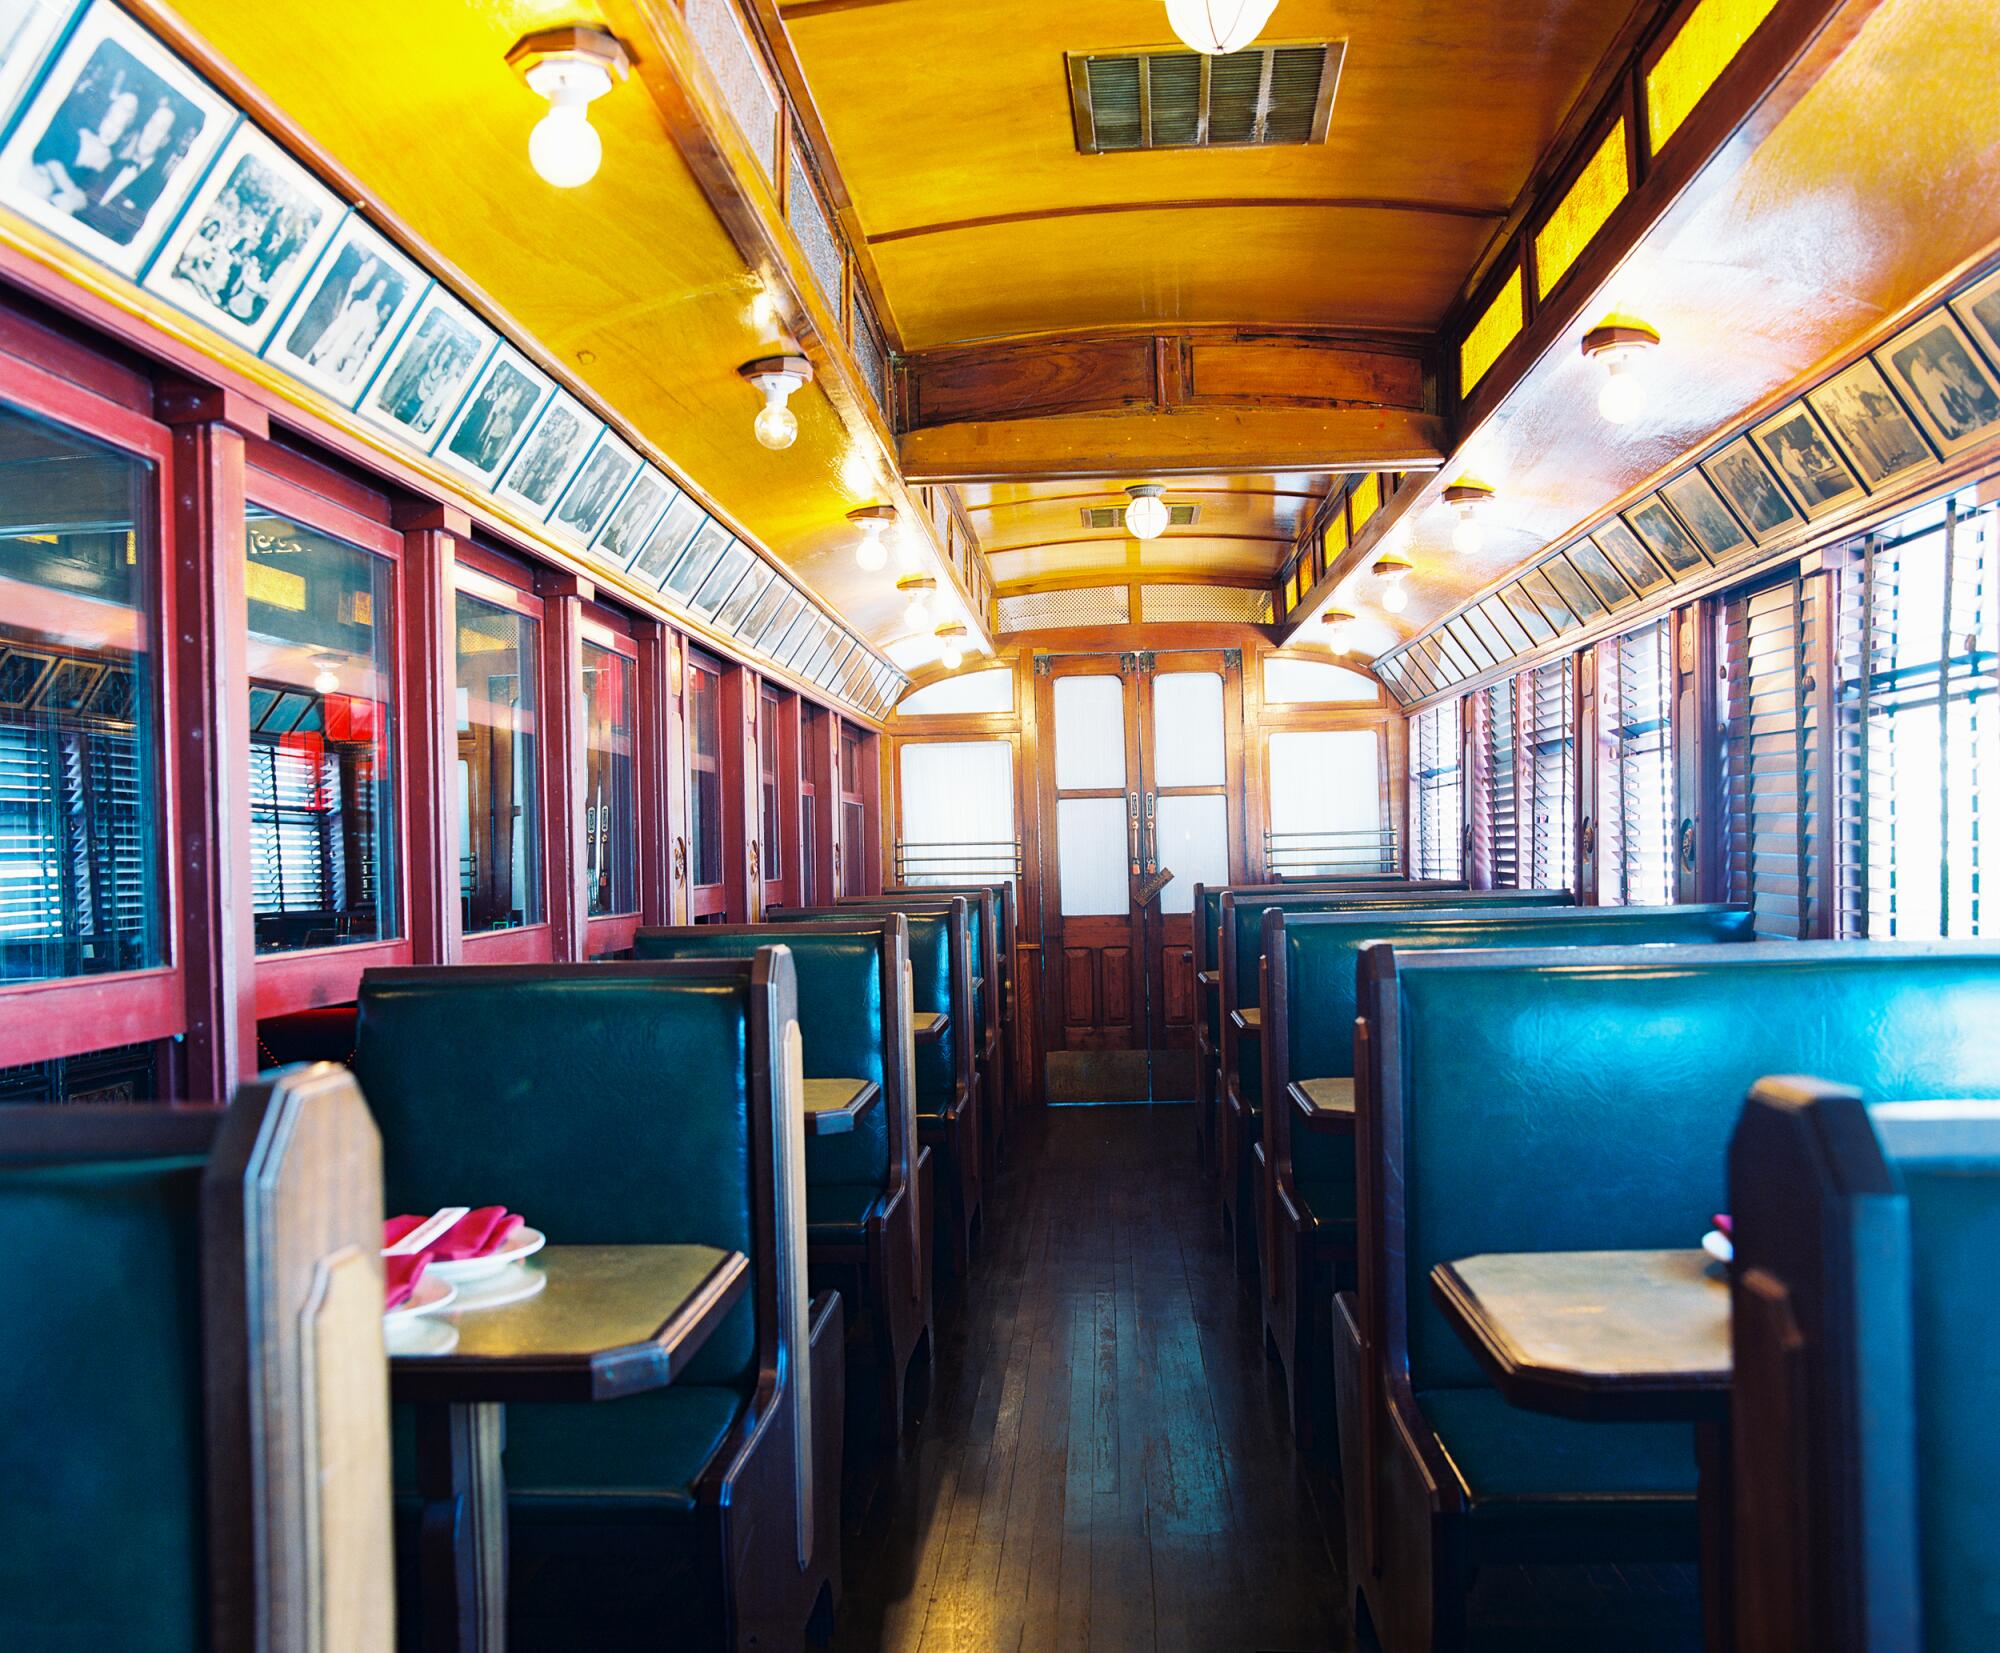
384 1206 525 1261
385 1250 432 1310
1712 1213 1733 1236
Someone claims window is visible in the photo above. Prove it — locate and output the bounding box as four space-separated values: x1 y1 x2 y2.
1261 655 1379 704
1266 729 1387 875
1523 656 1576 891
759 689 783 887
1838 493 1995 937
895 667 1012 717
0 402 161 984
244 511 396 953
1723 571 1820 938
582 640 636 917
897 740 1017 887
1477 678 1520 887
839 722 869 896
1601 619 1676 905
1410 699 1463 879
687 654 723 894
455 590 541 933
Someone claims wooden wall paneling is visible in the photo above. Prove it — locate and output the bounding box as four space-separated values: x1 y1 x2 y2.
535 570 591 961
158 382 266 1094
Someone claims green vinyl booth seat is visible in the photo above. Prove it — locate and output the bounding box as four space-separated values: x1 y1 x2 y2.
635 923 894 1235
1347 939 2000 1652
1731 1079 2000 1651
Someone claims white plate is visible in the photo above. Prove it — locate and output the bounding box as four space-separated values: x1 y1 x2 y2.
427 1226 547 1284
1701 1229 1734 1265
449 1262 550 1313
385 1316 460 1358
384 1273 457 1324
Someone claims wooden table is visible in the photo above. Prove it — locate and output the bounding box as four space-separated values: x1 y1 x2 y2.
802 1076 880 1135
392 1244 750 1652
1196 969 1218 990
912 1009 948 1042
1230 1006 1261 1033
1286 1076 1355 1134
1430 1249 1734 1649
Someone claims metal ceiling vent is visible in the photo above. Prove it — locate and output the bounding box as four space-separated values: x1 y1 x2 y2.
1068 41 1342 154
1079 502 1201 530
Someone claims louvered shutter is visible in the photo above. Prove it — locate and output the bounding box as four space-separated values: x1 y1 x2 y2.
1725 573 1821 938
1411 699 1463 879
1479 679 1520 887
1601 620 1675 905
1523 657 1574 890
250 741 334 920
0 720 61 951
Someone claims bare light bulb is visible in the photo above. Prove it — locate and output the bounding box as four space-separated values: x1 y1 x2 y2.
1597 355 1647 423
1165 0 1280 54
1382 580 1410 615
529 100 602 187
312 655 342 695
1124 487 1170 540
904 591 932 629
940 636 964 670
1451 510 1485 555
855 520 889 572
753 388 798 451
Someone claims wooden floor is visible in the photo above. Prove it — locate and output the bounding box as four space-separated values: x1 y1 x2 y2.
834 1104 1352 1652
832 1104 1704 1653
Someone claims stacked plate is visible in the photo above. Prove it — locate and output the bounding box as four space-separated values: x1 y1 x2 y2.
384 1212 550 1356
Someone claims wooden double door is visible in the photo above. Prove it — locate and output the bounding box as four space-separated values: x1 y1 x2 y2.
1033 650 1246 1101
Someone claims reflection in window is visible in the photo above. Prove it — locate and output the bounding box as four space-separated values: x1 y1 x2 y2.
583 642 636 916
840 723 868 895
759 691 783 884
0 403 161 984
244 511 396 954
688 659 722 889
456 592 541 932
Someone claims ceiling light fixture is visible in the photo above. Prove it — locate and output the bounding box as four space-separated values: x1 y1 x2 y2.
935 622 968 671
1165 0 1280 55
738 354 813 451
1123 484 1170 541
848 504 897 572
1372 547 1415 614
311 653 342 695
1443 481 1495 554
897 574 937 630
1582 318 1661 425
1320 607 1357 650
508 27 630 189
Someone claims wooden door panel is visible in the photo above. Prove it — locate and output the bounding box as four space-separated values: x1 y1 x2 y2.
1062 947 1095 1027
1159 934 1195 1029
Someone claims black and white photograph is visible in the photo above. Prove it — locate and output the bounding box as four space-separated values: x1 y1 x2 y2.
1701 435 1801 541
1659 469 1751 559
1587 518 1669 594
437 345 550 481
1563 536 1638 608
549 433 639 543
594 467 672 566
264 216 423 404
497 390 595 515
0 2 233 275
1624 495 1708 573
626 491 704 586
1948 266 2000 375
361 286 492 442
141 123 341 350
1750 403 1863 518
0 0 73 131
1808 358 1934 487
1875 312 2000 456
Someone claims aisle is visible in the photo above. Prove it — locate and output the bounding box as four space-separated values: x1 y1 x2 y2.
833 1105 1352 1652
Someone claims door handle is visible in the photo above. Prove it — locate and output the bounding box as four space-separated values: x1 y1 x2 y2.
1128 791 1142 876
1144 792 1158 873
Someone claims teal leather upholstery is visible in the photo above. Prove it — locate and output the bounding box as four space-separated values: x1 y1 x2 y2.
837 897 985 1062
504 1387 747 1518
355 966 758 1390
0 1156 208 1652
635 926 889 1191
891 912 961 1117
1416 1387 1696 1514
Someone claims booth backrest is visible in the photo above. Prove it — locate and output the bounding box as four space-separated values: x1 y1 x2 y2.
1196 878 1466 993
1366 942 2000 1396
1732 1079 2000 1652
636 922 897 1190
876 884 1014 979
0 1067 391 1652
356 961 777 1389
836 894 991 1036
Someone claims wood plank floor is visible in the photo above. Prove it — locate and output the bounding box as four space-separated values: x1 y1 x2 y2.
834 1104 1352 1653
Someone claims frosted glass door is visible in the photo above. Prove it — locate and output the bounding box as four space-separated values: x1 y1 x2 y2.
1154 793 1229 914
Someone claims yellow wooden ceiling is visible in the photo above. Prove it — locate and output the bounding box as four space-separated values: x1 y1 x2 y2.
779 0 1646 349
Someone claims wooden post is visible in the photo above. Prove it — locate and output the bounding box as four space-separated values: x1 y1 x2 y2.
720 664 758 921
633 618 675 926
395 503 468 966
157 381 265 1097
536 570 591 960
1576 644 1601 904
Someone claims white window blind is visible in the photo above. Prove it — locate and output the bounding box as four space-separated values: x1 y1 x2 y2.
1411 699 1463 879
1601 619 1676 905
1838 494 1995 937
250 741 340 918
1524 656 1575 891
1724 572 1822 938
897 739 1019 886
1477 678 1520 887
0 722 60 945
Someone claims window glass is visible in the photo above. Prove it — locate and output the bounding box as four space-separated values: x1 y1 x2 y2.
898 739 1016 886
759 692 782 883
1602 620 1675 904
582 641 636 916
688 660 722 889
1051 675 1126 790
1268 729 1386 875
896 667 1012 716
244 510 396 954
0 404 161 983
1411 699 1463 879
1262 655 1378 704
455 591 541 932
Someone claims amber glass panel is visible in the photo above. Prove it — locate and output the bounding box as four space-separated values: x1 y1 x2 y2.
1648 0 1779 154
1536 121 1630 298
1459 267 1524 395
0 403 161 983
582 642 636 916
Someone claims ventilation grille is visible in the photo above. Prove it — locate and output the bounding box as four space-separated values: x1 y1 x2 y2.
1070 43 1342 153
1139 583 1272 624
687 0 779 180
996 586 1132 631
786 130 843 314
1079 502 1201 530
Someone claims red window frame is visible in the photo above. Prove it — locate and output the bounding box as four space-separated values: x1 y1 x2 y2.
0 324 185 1075
580 603 642 955
684 646 728 919
758 684 796 911
243 438 413 1019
